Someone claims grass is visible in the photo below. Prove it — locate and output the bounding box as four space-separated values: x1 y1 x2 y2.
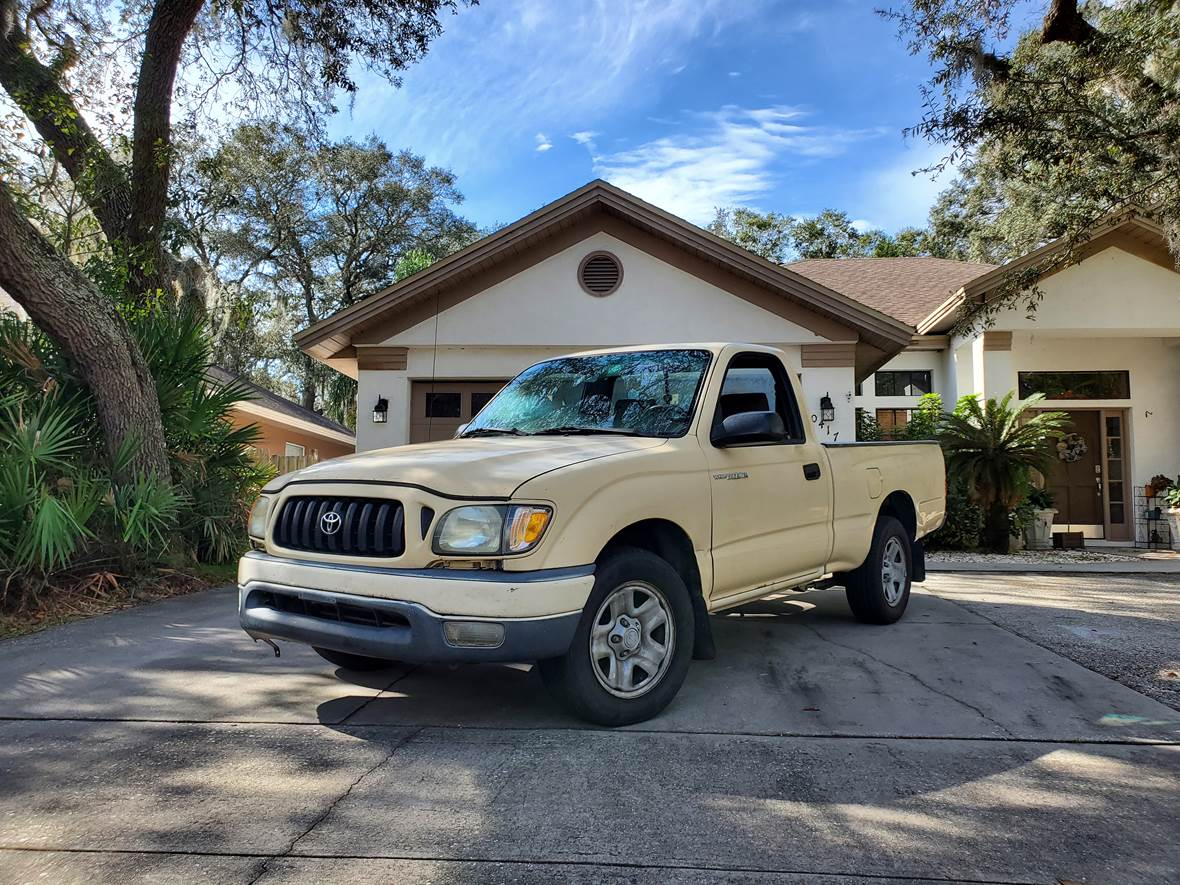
0 561 237 640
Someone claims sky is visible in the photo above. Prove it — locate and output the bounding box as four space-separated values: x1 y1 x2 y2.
328 0 974 234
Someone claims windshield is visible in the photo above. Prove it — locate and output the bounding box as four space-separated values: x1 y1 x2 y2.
462 349 713 439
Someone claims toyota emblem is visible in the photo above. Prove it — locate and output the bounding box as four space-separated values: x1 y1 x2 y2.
320 511 342 535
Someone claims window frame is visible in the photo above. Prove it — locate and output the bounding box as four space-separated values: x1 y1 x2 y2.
1016 370 1131 400
874 370 932 397
710 351 806 447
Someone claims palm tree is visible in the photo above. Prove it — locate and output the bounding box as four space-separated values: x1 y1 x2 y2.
939 392 1069 552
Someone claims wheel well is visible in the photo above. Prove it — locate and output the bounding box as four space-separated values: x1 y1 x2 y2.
598 519 715 660
878 491 917 540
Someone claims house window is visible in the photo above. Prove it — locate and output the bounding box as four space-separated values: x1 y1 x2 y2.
1017 371 1130 400
876 408 910 438
284 442 305 458
470 391 496 415
425 392 462 418
874 370 932 396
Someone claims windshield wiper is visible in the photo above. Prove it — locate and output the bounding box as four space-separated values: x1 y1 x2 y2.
460 427 527 438
528 426 646 437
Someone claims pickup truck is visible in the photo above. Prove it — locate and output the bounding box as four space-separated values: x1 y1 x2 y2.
239 343 945 725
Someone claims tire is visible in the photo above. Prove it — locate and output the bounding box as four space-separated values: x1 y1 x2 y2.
538 547 695 726
313 646 397 671
844 516 912 625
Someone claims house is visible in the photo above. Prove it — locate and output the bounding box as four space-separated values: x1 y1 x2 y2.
207 367 355 465
295 180 915 451
796 213 1180 544
296 181 1180 545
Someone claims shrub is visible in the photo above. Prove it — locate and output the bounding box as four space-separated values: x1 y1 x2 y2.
926 479 985 550
0 307 273 607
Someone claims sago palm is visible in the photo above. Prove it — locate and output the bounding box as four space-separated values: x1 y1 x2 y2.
939 392 1069 552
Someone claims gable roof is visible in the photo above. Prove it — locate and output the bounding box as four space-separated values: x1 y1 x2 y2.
207 366 355 444
295 180 916 371
917 209 1175 334
786 257 997 328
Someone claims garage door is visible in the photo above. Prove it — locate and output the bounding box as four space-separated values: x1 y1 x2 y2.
410 381 509 443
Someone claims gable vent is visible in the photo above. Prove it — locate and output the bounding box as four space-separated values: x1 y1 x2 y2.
578 251 623 296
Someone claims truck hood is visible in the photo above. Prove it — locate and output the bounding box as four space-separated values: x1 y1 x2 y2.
267 436 668 499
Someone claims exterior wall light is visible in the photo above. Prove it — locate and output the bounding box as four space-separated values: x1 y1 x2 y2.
820 394 835 425
372 396 389 424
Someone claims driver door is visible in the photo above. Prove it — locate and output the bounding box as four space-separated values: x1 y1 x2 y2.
704 351 833 601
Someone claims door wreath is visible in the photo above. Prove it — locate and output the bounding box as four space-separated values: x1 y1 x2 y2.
1056 432 1088 462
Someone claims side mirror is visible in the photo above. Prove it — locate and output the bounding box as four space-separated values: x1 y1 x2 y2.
711 410 787 447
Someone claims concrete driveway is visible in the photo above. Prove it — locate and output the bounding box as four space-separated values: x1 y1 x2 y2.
1 576 1177 885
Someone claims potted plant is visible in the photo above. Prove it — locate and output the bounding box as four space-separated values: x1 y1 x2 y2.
1024 486 1057 550
1164 484 1180 551
1146 474 1174 498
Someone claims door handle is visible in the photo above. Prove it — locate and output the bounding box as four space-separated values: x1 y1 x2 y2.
803 462 822 481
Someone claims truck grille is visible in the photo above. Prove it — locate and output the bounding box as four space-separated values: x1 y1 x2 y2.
273 496 405 557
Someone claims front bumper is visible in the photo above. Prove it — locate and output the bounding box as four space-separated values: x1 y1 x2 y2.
237 554 593 663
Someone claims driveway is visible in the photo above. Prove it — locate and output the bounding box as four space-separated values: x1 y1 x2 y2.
1 575 1177 885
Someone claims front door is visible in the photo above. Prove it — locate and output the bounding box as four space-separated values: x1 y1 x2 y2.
1047 410 1104 537
703 351 833 600
410 381 508 443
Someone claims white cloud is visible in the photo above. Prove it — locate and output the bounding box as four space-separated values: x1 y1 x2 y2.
571 130 598 146
586 105 883 224
339 0 767 173
856 140 960 230
535 132 553 152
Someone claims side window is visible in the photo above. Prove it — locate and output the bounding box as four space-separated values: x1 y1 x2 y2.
714 353 805 443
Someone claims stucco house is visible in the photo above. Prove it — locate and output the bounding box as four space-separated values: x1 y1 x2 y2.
295 181 1180 545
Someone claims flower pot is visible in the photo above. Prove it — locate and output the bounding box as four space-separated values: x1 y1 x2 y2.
1024 508 1057 550
1167 508 1180 552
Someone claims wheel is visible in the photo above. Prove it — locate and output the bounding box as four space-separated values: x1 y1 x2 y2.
538 547 695 726
313 646 397 671
844 516 912 624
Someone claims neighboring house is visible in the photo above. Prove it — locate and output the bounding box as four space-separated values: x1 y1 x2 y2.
295 181 1179 545
207 367 355 465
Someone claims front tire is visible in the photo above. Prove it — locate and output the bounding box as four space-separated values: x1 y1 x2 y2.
844 516 911 624
313 646 397 671
538 547 695 726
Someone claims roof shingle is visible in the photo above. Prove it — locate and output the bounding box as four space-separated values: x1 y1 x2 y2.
785 257 997 328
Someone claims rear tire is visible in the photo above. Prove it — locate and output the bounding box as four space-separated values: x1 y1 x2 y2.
538 547 694 726
313 646 397 671
844 516 911 625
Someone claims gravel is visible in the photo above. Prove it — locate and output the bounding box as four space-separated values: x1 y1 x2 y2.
924 572 1180 712
928 548 1142 564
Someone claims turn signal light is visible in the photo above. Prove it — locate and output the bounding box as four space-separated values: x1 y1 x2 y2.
505 506 552 553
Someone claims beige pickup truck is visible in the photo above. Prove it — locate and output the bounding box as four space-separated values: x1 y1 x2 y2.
240 343 945 724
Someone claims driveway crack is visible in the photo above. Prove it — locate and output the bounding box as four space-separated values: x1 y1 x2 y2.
800 622 1017 737
246 725 423 884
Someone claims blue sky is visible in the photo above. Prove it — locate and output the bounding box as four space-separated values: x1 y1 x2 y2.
328 0 992 234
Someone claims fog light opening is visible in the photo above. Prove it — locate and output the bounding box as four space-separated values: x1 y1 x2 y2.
443 620 506 649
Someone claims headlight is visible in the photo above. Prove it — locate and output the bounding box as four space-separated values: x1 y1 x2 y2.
248 495 272 540
433 504 552 556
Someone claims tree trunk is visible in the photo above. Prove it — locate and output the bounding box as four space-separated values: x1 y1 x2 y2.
301 353 318 411
0 182 170 478
983 501 1011 553
126 0 205 299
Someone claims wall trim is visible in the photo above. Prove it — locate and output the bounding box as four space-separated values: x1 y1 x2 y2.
800 343 857 368
356 346 409 371
982 331 1013 352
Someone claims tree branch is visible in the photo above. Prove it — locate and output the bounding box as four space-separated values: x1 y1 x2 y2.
1040 0 1097 46
0 18 130 241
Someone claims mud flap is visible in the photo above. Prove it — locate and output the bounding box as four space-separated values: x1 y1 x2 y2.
911 539 926 583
